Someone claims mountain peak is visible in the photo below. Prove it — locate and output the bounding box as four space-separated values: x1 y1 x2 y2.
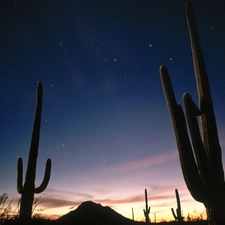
57 201 136 225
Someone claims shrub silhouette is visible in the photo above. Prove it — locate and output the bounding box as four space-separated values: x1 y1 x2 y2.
0 193 12 224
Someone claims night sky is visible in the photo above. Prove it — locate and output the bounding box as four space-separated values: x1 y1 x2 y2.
1 0 225 222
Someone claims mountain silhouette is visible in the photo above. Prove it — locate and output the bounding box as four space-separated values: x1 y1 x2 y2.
56 201 139 225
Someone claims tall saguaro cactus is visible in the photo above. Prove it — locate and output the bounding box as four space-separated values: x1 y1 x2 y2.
17 82 52 220
159 2 225 224
143 189 150 223
171 189 184 223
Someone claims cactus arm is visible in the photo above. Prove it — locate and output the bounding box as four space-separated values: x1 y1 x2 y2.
144 209 150 216
171 208 177 220
183 93 211 189
143 207 150 215
17 157 23 194
160 66 206 202
35 159 52 194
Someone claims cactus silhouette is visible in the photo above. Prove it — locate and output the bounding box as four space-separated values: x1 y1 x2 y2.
17 82 52 220
143 189 150 223
132 207 134 221
159 2 225 224
171 189 184 223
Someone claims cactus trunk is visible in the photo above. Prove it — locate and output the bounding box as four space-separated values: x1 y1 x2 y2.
20 189 34 219
204 199 225 225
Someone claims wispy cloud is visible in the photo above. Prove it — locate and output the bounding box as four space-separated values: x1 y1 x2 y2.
37 188 178 210
40 197 81 208
102 151 178 175
70 175 111 194
28 151 184 218
67 151 179 196
44 188 93 199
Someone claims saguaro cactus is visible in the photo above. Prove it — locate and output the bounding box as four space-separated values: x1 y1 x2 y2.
171 189 184 223
17 82 52 220
132 207 134 221
159 2 225 224
143 189 150 223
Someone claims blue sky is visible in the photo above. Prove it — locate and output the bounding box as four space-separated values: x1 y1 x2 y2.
1 0 225 222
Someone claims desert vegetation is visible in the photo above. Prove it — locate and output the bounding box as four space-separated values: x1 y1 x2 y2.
171 189 184 223
16 82 52 221
1 1 223 225
0 198 208 225
0 193 13 224
159 1 225 225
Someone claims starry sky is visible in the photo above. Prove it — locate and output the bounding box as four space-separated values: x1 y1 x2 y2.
1 0 225 222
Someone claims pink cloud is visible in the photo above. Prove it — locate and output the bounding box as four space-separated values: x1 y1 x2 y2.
44 188 93 199
38 187 186 210
40 197 80 208
103 151 178 175
35 193 171 210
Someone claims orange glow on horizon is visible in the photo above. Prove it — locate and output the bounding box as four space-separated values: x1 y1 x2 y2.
26 198 206 223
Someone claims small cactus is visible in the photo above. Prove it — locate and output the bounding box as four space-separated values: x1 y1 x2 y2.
132 207 134 221
171 189 184 223
143 189 150 223
17 82 52 220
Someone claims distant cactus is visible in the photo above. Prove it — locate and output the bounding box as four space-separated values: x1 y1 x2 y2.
143 189 150 223
171 189 184 223
132 207 134 221
17 82 52 220
159 2 225 225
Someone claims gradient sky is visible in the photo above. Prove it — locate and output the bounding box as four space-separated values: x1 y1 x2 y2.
1 0 225 222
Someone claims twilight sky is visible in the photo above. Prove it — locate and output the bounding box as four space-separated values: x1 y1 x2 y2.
1 0 225 222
